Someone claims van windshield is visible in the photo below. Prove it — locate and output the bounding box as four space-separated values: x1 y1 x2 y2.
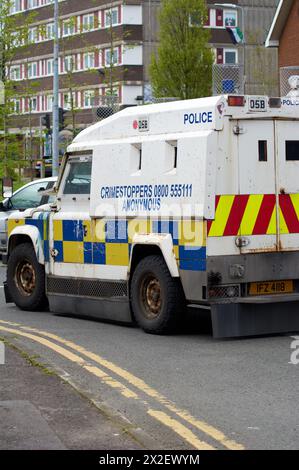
63 161 92 195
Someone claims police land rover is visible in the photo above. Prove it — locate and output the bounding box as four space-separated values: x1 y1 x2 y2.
4 87 299 338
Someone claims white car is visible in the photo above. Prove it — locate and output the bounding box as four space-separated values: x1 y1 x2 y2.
0 177 57 255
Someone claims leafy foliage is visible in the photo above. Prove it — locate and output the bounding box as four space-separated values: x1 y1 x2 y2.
150 0 213 100
0 0 37 178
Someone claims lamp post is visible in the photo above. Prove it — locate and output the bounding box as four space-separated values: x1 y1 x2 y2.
52 0 59 177
214 3 246 92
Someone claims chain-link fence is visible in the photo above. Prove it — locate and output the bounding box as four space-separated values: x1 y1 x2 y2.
92 95 120 122
150 97 179 104
212 64 245 96
280 66 299 97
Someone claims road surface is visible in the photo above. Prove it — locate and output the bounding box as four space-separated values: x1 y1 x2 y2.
0 265 298 450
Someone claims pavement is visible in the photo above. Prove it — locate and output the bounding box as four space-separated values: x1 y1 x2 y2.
0 344 142 450
0 264 298 450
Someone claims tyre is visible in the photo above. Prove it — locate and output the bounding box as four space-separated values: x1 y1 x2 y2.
7 243 48 311
130 255 185 334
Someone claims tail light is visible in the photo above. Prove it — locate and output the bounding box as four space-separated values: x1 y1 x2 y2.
227 96 245 107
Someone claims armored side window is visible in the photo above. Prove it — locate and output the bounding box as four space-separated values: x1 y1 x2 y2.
174 146 178 169
258 140 267 162
63 159 92 195
286 141 299 161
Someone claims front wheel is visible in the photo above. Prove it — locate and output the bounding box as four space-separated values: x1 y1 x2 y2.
7 243 48 311
130 255 184 334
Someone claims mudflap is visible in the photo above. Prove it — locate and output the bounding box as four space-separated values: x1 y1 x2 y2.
211 302 299 339
3 281 13 304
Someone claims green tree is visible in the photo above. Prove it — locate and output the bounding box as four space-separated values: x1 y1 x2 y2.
150 0 213 100
0 0 36 178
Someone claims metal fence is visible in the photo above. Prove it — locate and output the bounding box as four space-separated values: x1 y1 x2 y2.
150 97 179 104
280 66 299 97
92 95 120 122
212 64 245 96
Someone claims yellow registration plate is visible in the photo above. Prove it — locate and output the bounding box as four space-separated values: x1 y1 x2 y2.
249 280 294 296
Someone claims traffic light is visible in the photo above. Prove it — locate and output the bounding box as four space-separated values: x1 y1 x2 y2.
41 113 51 132
59 107 67 131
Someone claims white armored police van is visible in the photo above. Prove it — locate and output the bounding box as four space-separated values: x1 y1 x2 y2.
4 90 299 338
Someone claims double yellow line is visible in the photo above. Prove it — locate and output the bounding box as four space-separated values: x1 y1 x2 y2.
0 319 244 451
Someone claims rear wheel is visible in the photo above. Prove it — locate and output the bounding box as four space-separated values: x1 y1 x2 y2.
130 255 184 334
7 243 48 311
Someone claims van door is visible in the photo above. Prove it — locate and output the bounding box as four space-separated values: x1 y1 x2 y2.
49 155 93 278
275 120 299 251
236 119 278 253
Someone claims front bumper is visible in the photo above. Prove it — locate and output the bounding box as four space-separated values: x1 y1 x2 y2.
0 231 7 254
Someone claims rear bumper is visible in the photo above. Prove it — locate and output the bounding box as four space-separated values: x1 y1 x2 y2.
206 252 299 337
207 251 299 285
211 301 299 338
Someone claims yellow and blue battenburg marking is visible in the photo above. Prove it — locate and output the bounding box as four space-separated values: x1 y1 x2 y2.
7 212 50 262
8 215 207 272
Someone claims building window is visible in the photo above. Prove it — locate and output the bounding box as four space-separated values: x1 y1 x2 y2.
105 48 119 66
83 90 95 108
28 0 39 9
46 95 53 111
63 92 76 110
10 0 22 13
29 97 37 112
224 49 237 64
224 10 237 27
27 62 38 78
63 93 71 110
47 59 54 75
12 99 21 113
46 23 55 40
63 19 76 37
98 11 102 28
11 32 20 48
105 8 118 27
64 55 76 72
205 8 238 29
82 14 95 32
28 27 38 44
10 65 21 81
83 52 95 70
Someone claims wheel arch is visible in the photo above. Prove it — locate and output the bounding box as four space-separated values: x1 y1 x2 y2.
129 234 180 279
8 226 45 265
